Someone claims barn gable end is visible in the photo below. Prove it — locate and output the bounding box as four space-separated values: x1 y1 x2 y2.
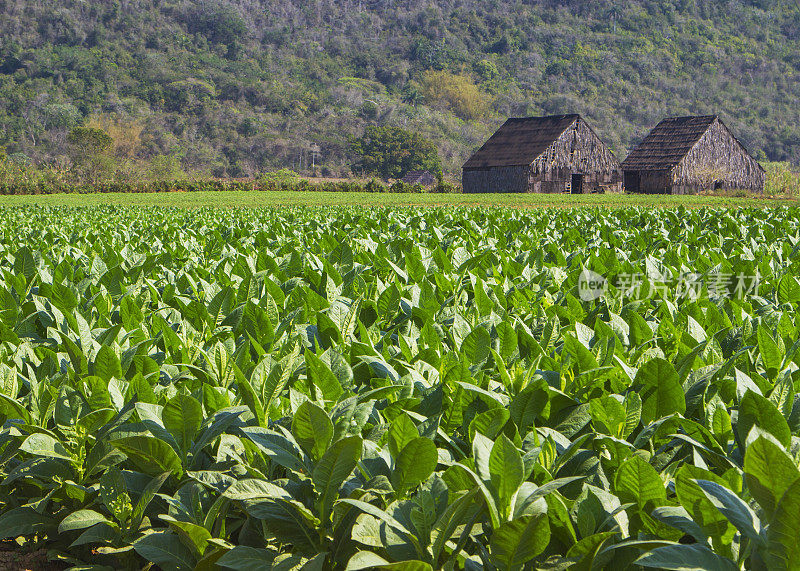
622 116 765 194
672 118 765 193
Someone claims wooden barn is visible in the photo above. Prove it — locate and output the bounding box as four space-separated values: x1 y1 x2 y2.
462 114 622 194
622 116 765 194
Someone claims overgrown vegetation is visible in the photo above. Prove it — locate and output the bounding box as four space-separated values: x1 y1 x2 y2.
764 162 800 196
0 206 799 569
2 152 798 197
0 1 798 177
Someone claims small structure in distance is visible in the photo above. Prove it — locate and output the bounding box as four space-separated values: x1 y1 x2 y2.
462 114 622 194
622 116 765 194
402 170 437 187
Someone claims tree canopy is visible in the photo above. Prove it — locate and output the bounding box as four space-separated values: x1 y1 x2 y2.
351 126 441 179
0 0 798 177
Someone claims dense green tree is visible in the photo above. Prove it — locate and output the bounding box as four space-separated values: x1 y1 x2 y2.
67 127 113 156
350 126 441 179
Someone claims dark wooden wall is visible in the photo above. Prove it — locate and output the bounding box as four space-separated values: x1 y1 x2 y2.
462 166 529 193
623 170 672 194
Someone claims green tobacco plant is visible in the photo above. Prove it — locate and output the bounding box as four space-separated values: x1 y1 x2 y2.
0 206 797 569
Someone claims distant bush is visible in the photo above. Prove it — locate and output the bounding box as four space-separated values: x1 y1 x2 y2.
258 169 301 185
67 127 113 155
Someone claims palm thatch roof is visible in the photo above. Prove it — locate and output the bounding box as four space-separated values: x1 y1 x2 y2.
622 116 718 170
463 115 579 169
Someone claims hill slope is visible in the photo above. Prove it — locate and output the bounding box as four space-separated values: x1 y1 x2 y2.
1 0 798 176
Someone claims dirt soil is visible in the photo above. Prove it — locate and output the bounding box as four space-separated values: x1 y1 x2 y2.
0 544 66 571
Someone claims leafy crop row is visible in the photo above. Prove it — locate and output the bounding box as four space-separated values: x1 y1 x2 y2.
0 206 798 570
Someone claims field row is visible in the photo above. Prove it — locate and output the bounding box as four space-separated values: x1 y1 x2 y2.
0 190 791 209
0 206 797 570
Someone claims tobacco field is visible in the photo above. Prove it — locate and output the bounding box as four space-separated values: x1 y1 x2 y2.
0 205 799 570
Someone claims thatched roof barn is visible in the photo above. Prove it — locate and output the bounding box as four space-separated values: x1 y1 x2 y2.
462 114 622 194
402 170 437 187
622 116 765 194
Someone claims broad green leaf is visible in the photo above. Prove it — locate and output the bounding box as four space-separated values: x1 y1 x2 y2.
590 395 626 437
217 546 276 570
695 479 762 544
292 401 333 462
489 513 550 571
0 507 55 539
469 407 510 442
777 274 800 303
223 479 292 501
305 350 343 402
766 477 800 570
675 465 735 544
508 379 548 432
133 531 195 571
347 551 432 570
391 437 438 497
388 413 420 459
622 392 642 437
430 488 480 562
59 510 112 533
20 433 73 461
161 514 212 558
737 390 791 447
245 498 319 553
636 544 738 570
111 436 183 476
313 436 362 522
757 325 783 378
130 472 172 533
635 358 685 424
614 455 667 511
488 434 524 518
162 394 203 454
744 434 800 519
461 325 491 364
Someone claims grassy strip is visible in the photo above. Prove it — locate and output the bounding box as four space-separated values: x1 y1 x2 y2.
0 190 793 208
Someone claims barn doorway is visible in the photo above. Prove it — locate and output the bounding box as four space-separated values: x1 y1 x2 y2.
624 171 640 193
571 174 584 194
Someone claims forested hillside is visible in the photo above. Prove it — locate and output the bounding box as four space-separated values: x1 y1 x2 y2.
1 0 799 177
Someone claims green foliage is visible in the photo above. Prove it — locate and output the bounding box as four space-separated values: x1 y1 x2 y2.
184 1 248 53
764 162 800 196
350 126 441 179
419 70 491 120
0 205 796 569
67 127 113 155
